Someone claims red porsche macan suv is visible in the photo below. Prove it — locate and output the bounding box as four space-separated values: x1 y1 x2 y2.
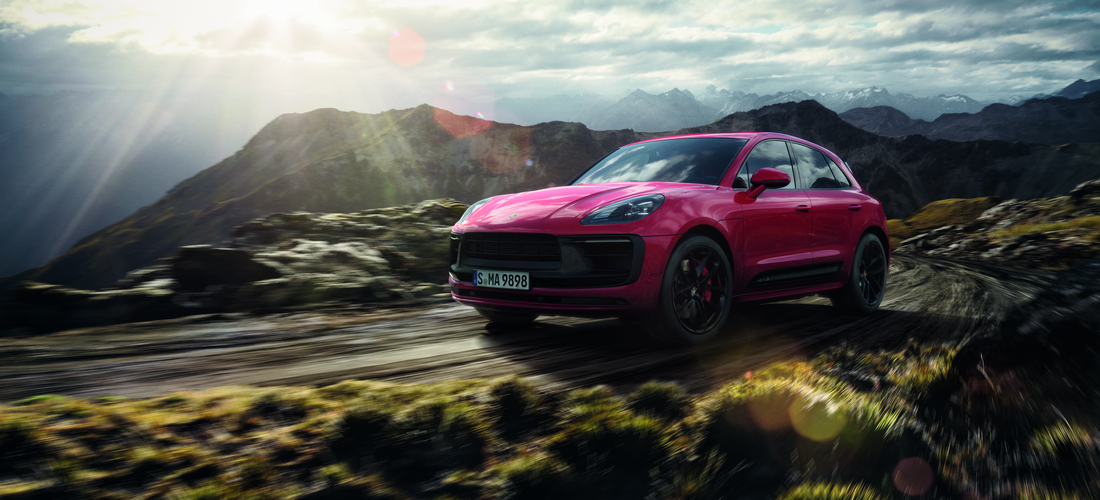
448 132 889 344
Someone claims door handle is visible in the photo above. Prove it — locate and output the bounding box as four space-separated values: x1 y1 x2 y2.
848 204 862 211
795 205 810 212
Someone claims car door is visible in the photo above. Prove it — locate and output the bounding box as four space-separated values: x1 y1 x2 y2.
735 139 813 286
789 141 863 265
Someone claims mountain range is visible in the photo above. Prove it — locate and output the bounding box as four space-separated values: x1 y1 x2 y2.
698 86 989 122
494 79 1098 134
840 90 1100 144
3 99 1098 293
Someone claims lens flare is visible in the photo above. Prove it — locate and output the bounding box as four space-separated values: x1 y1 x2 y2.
388 28 425 67
434 78 495 138
748 393 792 431
789 398 847 441
433 108 491 138
893 457 934 496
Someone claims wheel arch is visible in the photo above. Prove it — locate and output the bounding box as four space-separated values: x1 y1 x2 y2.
680 224 736 277
861 223 891 264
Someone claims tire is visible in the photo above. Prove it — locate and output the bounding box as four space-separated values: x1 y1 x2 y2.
647 235 732 345
830 232 887 314
476 308 538 325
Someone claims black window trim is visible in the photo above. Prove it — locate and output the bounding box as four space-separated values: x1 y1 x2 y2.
789 140 854 190
824 153 854 188
731 138 799 191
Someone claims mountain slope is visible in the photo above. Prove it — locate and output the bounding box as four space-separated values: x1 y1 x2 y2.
1056 78 1100 99
840 91 1100 144
587 89 719 132
6 105 648 290
494 94 614 126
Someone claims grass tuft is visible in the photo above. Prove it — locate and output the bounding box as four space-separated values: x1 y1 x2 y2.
1030 421 1097 457
990 215 1100 242
546 411 674 499
485 376 558 441
652 448 739 500
628 381 688 421
489 454 575 499
887 197 1001 249
381 398 490 483
775 482 888 500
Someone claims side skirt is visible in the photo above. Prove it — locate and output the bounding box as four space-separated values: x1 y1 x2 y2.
746 261 843 288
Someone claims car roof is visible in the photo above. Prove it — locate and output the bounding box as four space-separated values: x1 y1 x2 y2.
626 132 798 146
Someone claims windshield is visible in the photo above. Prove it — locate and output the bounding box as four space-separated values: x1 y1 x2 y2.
572 138 748 185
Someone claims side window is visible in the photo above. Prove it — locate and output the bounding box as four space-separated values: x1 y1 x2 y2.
790 142 840 189
825 155 852 188
734 140 795 190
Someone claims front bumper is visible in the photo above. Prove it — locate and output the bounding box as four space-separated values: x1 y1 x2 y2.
449 234 676 317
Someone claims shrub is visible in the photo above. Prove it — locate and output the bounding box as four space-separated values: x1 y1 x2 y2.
0 417 49 477
380 398 489 484
651 449 740 500
486 376 557 441
628 382 688 421
490 454 575 500
546 413 674 499
775 482 888 500
329 401 393 468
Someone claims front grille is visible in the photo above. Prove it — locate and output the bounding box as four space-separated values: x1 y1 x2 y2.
460 233 561 270
463 233 560 261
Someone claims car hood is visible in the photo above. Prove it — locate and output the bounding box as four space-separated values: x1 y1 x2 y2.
457 182 711 231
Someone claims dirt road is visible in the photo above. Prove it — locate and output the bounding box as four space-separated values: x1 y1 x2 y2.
0 255 1055 401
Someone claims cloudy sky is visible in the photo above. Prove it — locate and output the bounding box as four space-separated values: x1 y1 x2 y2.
1 0 1098 115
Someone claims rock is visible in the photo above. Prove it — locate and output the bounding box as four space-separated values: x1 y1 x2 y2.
1 281 184 333
2 199 470 333
1069 179 1100 201
895 192 1100 269
171 246 284 291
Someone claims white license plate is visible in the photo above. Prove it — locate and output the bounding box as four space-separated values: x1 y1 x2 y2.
473 269 530 290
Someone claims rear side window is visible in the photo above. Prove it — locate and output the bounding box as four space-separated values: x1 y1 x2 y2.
790 142 843 189
825 155 852 188
734 140 795 190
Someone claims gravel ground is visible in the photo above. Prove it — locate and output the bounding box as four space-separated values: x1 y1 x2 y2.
0 255 1055 402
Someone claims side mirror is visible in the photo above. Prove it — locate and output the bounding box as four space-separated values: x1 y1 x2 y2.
747 167 791 198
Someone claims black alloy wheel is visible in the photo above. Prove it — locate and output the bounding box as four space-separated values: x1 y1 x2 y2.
857 237 887 306
648 236 732 344
831 232 887 314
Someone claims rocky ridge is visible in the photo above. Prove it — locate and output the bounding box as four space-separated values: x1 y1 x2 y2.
1 199 467 334
839 90 1100 144
895 180 1100 269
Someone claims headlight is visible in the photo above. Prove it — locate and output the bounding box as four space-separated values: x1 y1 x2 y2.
457 198 491 225
581 194 665 225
